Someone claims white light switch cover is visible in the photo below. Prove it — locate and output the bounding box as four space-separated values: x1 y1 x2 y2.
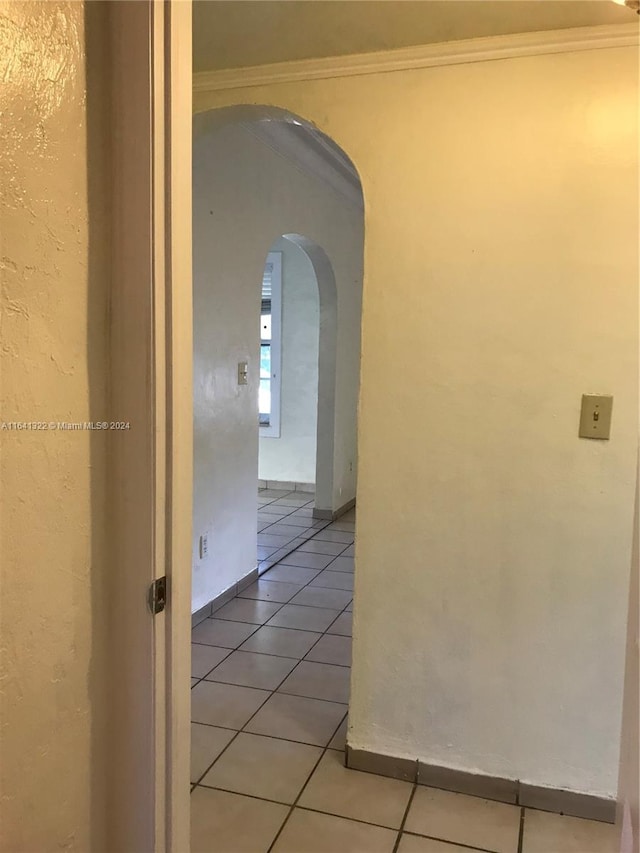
579 394 613 440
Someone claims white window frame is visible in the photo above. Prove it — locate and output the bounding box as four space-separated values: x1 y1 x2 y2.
260 251 282 438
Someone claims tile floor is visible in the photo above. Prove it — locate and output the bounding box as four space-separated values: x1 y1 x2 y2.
255 488 330 575
191 494 618 853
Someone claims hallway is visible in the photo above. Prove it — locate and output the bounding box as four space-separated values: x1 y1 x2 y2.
189 499 616 853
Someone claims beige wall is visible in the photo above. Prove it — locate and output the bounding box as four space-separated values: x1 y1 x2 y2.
195 45 639 797
0 2 110 849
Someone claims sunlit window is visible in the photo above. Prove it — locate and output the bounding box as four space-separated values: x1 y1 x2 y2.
259 253 281 437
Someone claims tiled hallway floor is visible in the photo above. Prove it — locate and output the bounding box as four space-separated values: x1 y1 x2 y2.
191 497 618 853
256 488 328 574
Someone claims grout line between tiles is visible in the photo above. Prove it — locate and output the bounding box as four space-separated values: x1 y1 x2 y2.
191 719 346 751
402 831 499 853
283 804 406 834
203 648 352 669
190 644 235 681
264 713 349 853
197 612 350 634
517 805 525 853
392 781 417 853
196 782 295 807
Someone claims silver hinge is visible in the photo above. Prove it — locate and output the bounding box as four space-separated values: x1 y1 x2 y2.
148 576 167 614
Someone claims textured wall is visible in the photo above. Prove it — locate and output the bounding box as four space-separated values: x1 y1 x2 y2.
0 2 110 848
195 45 639 797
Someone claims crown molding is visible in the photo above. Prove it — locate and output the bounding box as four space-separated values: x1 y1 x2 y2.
193 23 638 95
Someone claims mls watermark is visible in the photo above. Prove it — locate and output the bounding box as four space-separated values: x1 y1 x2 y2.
1 422 131 431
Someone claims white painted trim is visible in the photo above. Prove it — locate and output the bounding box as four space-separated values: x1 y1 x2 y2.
108 2 192 851
109 3 159 849
193 23 639 94
163 1 192 851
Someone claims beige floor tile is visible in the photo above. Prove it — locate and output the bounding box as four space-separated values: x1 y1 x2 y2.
238 580 304 603
191 678 199 687
325 556 354 573
191 618 258 649
306 634 352 667
397 834 472 853
191 680 269 728
299 750 413 829
190 723 235 782
213 598 282 625
313 529 354 544
522 808 618 853
262 564 321 584
272 808 397 853
245 692 348 746
290 586 352 610
405 786 520 853
240 625 321 659
276 515 316 529
267 521 312 535
191 643 231 678
327 611 352 636
278 660 351 703
201 732 321 804
191 786 288 853
310 570 354 591
279 551 336 570
259 505 290 515
328 520 356 532
268 604 341 632
328 715 348 751
258 533 296 548
205 650 298 691
297 540 347 556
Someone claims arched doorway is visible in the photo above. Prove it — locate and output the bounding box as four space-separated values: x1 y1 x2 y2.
258 234 338 517
190 107 363 838
191 106 364 613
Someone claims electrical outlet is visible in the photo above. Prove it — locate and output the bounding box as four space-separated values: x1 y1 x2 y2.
199 533 208 560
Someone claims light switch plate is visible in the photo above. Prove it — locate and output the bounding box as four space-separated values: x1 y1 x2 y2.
579 394 613 440
237 361 248 386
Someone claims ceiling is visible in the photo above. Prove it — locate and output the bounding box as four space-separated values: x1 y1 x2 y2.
193 1 633 73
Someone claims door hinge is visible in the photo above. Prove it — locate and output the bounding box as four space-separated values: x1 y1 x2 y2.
148 576 167 614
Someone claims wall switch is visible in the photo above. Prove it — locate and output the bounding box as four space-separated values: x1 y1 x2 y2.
199 533 208 559
579 394 613 440
237 362 248 385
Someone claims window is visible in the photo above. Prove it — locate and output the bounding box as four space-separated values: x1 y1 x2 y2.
259 252 282 437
